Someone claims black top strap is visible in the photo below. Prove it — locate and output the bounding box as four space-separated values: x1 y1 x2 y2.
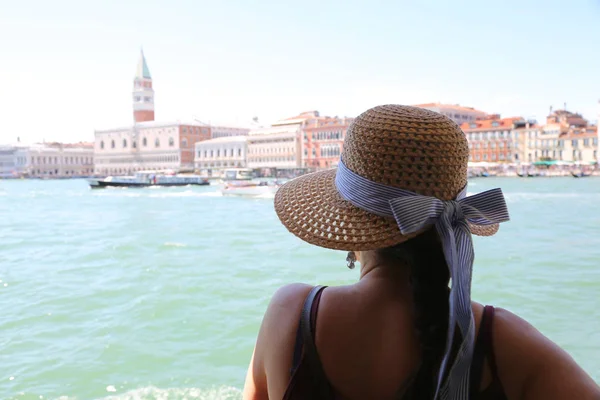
469 305 490 395
484 306 499 378
290 286 327 376
289 285 331 397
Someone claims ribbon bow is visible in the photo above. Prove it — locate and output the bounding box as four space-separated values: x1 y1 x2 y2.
335 160 510 399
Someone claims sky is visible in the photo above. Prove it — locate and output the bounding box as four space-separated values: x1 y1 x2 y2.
0 0 599 143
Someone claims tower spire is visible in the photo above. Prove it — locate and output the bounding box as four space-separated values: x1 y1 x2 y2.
132 48 155 123
136 48 152 79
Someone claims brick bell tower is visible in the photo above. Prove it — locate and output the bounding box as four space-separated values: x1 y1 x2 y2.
133 48 155 123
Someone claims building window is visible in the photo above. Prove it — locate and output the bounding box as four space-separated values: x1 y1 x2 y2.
143 96 151 102
100 141 104 149
217 150 220 157
204 150 208 158
584 139 589 146
111 140 115 149
143 138 147 147
123 139 127 148
133 141 137 149
238 148 242 157
572 139 578 147
155 138 160 147
169 137 175 147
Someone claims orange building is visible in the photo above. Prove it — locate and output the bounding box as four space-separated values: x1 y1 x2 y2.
302 114 354 169
461 116 524 163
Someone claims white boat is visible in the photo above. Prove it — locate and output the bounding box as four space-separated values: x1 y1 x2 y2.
220 180 280 197
88 171 210 189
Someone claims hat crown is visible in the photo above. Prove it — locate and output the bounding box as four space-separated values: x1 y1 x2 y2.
342 104 469 200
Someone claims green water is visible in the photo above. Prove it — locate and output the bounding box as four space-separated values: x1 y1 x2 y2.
1 178 599 399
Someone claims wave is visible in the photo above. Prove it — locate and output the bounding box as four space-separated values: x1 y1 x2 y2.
95 385 242 400
163 242 187 248
148 191 223 198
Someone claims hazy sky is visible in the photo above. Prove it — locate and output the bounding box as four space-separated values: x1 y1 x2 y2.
1 0 599 143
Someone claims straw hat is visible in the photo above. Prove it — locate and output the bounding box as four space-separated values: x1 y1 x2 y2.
274 104 499 251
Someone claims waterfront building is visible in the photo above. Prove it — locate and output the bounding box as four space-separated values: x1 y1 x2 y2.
94 121 211 175
414 103 488 125
25 143 94 178
1 142 94 178
0 143 29 178
461 116 524 163
561 126 598 163
246 112 315 170
509 120 540 163
301 115 354 169
194 136 248 170
521 108 596 163
94 50 211 175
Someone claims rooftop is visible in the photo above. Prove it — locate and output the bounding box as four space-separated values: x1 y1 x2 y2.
461 117 524 131
249 123 302 136
95 120 208 133
414 103 488 114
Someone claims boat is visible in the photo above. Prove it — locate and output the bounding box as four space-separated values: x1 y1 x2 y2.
571 171 591 178
88 171 210 189
220 180 280 197
222 168 254 181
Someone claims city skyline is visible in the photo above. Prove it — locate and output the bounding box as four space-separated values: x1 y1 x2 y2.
1 0 599 143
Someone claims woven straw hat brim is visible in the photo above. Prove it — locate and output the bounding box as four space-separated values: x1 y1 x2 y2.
274 169 499 252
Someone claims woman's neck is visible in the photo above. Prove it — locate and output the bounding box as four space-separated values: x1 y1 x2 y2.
358 250 412 289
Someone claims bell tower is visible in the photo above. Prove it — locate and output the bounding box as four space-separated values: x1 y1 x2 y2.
133 49 154 123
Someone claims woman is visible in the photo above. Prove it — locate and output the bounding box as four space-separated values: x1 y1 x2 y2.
243 105 599 399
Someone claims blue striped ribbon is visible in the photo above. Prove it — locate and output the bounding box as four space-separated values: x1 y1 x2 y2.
335 160 509 400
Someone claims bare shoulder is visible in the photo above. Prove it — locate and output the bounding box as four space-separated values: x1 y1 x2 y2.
493 307 600 400
244 283 316 400
266 283 314 315
259 283 316 343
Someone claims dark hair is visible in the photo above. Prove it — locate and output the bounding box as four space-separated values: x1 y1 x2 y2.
376 228 450 399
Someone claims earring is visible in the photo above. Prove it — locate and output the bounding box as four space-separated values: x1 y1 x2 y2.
346 251 356 269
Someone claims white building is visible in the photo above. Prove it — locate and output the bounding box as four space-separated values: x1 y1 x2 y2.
210 126 250 139
94 121 211 175
23 144 94 178
0 145 29 178
246 118 304 169
194 136 248 170
414 103 488 125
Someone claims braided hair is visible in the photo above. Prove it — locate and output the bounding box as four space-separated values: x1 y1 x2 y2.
376 228 450 399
